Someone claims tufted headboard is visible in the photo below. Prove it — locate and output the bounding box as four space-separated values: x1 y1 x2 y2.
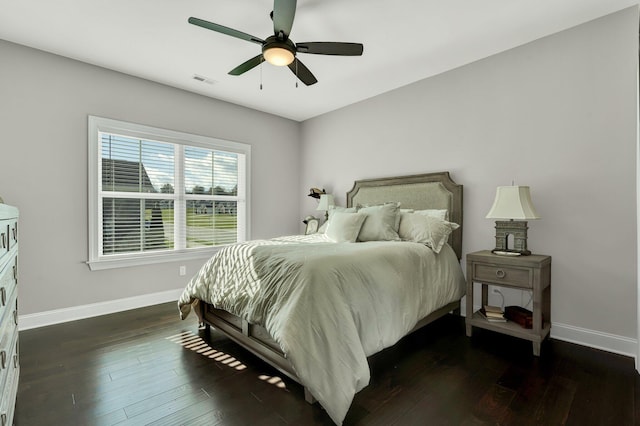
346 171 463 259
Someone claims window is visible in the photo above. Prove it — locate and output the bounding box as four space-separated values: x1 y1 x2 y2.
88 116 251 270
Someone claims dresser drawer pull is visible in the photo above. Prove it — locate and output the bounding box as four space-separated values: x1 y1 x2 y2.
0 287 5 306
1 412 6 426
495 269 506 279
0 233 4 249
1 351 6 369
13 310 18 325
12 223 17 241
13 354 18 368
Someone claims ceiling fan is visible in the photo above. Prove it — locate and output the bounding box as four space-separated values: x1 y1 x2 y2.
188 0 364 86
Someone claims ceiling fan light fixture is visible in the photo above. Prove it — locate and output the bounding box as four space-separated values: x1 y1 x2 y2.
189 2 363 86
263 46 295 66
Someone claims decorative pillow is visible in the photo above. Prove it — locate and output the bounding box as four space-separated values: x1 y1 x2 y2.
414 209 449 221
325 211 366 243
398 213 459 253
356 202 401 242
357 202 403 229
318 206 356 233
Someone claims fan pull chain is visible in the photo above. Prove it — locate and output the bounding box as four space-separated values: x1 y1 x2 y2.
260 59 263 90
295 59 298 88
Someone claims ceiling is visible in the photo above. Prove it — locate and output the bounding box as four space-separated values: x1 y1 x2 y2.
0 0 637 122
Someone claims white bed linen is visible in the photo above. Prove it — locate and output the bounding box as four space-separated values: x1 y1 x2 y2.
178 234 465 425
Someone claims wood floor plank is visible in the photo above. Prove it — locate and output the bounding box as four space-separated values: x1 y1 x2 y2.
115 388 210 425
93 408 128 426
123 383 201 418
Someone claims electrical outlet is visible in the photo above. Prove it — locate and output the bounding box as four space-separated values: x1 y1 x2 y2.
179 266 186 276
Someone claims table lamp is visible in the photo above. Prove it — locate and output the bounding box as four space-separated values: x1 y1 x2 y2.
486 186 540 256
317 194 334 220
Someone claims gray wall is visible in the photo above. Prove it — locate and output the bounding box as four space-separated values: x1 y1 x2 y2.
300 8 638 340
0 40 300 315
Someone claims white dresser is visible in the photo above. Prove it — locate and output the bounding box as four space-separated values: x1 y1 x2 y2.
0 204 18 426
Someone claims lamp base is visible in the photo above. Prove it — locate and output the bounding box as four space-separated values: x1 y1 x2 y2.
492 220 532 256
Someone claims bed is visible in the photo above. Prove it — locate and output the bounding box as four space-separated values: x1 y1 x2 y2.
178 171 464 425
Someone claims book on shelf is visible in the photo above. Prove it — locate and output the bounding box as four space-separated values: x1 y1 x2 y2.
484 305 504 315
478 308 507 322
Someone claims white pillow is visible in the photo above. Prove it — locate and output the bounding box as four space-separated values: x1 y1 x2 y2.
325 212 366 243
414 209 449 221
356 203 401 242
398 213 459 253
318 206 357 233
330 205 357 215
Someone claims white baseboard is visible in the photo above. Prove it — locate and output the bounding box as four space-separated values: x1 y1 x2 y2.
551 322 637 360
18 288 184 331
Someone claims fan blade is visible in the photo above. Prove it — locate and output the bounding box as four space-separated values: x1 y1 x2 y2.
229 55 264 76
188 17 264 45
287 59 317 86
296 42 363 56
273 0 296 38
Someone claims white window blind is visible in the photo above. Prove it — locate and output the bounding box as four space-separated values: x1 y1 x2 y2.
88 116 251 270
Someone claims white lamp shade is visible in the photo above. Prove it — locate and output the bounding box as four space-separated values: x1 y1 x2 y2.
486 186 540 220
317 194 335 211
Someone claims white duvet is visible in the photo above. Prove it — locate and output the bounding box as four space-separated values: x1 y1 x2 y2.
178 234 465 424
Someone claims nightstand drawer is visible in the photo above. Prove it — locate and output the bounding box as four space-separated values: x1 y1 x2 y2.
473 263 531 288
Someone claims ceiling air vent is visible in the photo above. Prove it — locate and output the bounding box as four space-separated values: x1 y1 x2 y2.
192 74 216 85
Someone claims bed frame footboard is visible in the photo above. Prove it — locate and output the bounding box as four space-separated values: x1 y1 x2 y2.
199 300 461 404
200 303 303 385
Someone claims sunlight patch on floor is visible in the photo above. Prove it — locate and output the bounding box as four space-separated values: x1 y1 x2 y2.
166 331 247 371
258 374 286 389
166 330 289 391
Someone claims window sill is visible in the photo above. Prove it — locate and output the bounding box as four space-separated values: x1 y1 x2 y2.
87 248 220 271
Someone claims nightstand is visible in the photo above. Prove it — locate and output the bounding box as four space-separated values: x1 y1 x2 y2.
465 250 551 356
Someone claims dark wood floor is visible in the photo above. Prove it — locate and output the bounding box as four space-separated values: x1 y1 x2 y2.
15 302 640 425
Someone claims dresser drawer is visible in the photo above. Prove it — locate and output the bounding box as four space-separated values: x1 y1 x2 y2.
0 220 16 272
0 221 10 267
473 263 532 288
0 333 18 426
0 257 17 325
0 290 18 397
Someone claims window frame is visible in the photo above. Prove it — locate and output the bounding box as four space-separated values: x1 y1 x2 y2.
87 116 251 271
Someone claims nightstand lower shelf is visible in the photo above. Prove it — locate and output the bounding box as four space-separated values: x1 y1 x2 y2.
468 311 551 355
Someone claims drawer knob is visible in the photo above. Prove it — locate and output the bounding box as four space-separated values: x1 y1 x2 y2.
495 269 506 279
0 350 6 369
0 287 5 306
